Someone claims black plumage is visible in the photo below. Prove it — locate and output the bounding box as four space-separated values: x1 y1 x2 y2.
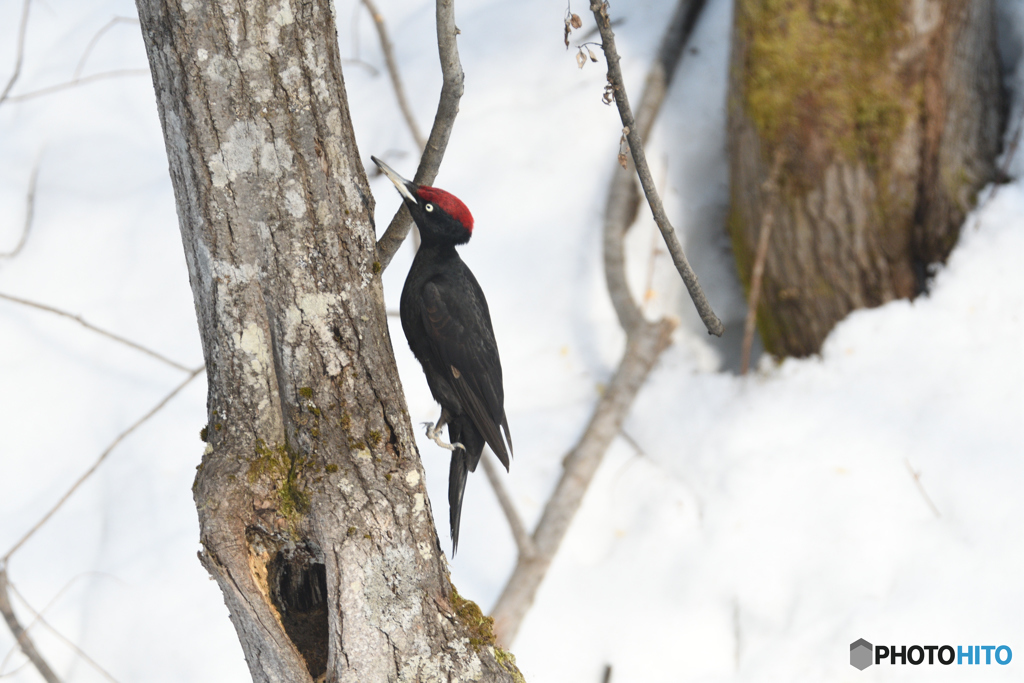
372 156 512 553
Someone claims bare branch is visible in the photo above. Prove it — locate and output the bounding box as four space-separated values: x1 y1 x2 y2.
593 1 723 337
0 162 40 260
361 0 426 151
375 0 465 271
73 16 139 80
6 583 119 683
603 162 644 331
1 367 205 563
480 454 536 559
0 570 60 683
0 0 32 107
0 291 193 372
602 0 705 332
3 69 149 104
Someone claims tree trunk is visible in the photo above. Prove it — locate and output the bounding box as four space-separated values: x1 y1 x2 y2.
134 1 521 680
728 0 1003 357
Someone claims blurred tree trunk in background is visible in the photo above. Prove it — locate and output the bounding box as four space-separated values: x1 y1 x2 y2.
729 0 1003 357
134 0 519 681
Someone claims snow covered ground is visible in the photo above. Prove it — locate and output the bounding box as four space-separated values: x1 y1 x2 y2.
0 0 1021 681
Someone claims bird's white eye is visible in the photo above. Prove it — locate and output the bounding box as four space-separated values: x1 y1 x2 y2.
424 203 434 212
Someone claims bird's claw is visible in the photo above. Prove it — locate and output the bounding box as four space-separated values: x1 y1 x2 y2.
422 421 465 451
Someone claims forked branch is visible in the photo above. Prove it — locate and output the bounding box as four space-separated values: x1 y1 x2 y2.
375 0 465 270
490 0 706 646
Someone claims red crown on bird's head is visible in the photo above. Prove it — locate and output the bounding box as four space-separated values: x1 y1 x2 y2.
416 186 474 233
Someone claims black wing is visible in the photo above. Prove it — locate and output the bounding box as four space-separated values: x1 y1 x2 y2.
420 274 512 469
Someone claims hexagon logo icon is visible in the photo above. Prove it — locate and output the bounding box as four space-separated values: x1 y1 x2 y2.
850 639 873 670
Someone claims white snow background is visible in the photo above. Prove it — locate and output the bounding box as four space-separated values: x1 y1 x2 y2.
1 0 1022 681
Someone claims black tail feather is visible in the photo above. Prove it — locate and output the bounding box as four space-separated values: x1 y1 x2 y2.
446 417 485 554
448 448 469 555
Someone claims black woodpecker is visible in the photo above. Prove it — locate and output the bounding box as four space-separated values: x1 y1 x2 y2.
372 156 512 553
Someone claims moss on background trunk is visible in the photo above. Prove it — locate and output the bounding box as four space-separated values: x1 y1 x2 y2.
728 0 1003 357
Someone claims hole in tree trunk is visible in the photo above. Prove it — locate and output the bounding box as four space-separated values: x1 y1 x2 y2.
268 548 329 679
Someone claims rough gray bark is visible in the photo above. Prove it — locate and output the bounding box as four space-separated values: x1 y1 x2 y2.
728 0 1004 357
134 1 521 680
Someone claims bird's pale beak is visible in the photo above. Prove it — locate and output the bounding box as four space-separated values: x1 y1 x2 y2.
371 156 418 204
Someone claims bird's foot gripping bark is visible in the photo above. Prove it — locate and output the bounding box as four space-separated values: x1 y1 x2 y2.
422 421 465 451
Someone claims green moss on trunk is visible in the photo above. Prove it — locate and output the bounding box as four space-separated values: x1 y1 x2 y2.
740 0 908 186
249 438 311 519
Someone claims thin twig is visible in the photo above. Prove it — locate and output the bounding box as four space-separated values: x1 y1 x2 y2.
1 366 205 563
73 16 139 80
0 570 60 683
362 0 426 151
739 215 770 374
593 0 723 337
904 459 941 518
602 0 705 333
0 162 40 260
740 154 783 374
0 574 108 674
617 429 645 457
341 58 380 76
8 583 119 683
0 291 193 372
375 0 465 271
0 0 32 106
3 69 150 104
480 454 536 559
0 661 31 678
7 571 121 654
